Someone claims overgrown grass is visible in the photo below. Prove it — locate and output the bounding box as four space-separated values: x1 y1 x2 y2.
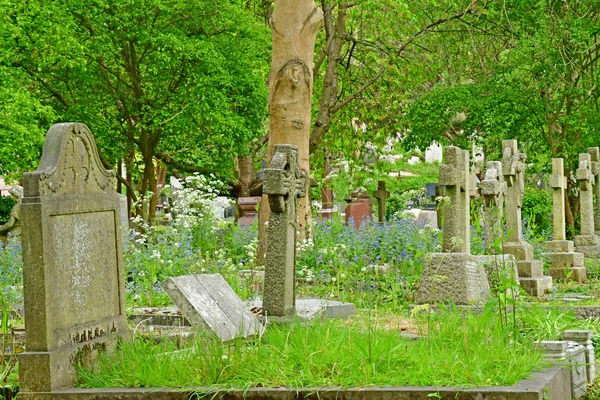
77 309 545 389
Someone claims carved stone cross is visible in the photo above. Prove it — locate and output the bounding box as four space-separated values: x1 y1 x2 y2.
576 153 596 241
549 158 568 241
587 147 600 232
502 140 526 243
373 181 390 223
479 161 506 253
438 146 470 253
262 144 307 317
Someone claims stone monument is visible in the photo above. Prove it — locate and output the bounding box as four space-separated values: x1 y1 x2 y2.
587 147 600 235
373 181 390 223
0 185 23 243
501 140 552 296
262 145 306 317
416 146 489 304
18 123 127 396
547 158 586 283
479 161 506 254
575 152 600 257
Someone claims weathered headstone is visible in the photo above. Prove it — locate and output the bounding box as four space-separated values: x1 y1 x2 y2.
563 330 596 384
587 147 600 235
262 145 306 316
373 181 390 223
345 190 373 228
161 274 260 341
501 140 552 296
575 152 600 256
238 196 261 226
480 161 506 254
547 158 586 283
417 146 490 304
534 340 587 399
19 123 127 395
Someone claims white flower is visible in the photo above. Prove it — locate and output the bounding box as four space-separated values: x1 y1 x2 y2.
332 277 337 282
361 267 367 272
340 273 346 278
221 354 228 360
329 293 335 298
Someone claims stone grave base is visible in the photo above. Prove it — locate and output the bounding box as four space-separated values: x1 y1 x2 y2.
502 241 533 261
416 253 489 305
575 244 600 259
575 234 598 248
473 254 517 290
519 276 553 297
17 366 571 400
246 298 356 323
546 240 575 253
551 267 587 284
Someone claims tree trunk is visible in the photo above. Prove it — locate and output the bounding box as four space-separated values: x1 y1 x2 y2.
256 0 323 265
237 155 257 197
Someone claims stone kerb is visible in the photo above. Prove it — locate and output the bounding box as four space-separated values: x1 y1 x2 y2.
417 146 490 305
262 144 306 317
19 123 128 396
501 140 552 297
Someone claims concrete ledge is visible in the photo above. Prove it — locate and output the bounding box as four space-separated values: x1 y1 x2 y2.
18 366 570 400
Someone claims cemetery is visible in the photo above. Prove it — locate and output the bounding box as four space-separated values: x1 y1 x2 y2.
1 1 600 399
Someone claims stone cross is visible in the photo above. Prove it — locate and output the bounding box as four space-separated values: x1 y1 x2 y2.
587 147 600 232
373 180 390 223
479 161 506 253
576 153 596 239
262 144 306 317
438 146 470 253
502 140 526 243
549 158 567 241
19 123 127 395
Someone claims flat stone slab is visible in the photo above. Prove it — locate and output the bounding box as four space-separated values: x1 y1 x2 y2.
128 307 190 327
161 274 261 342
21 366 570 400
246 298 356 320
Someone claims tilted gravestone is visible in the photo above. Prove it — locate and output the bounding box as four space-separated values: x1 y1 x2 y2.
480 161 506 254
416 146 490 304
547 158 586 283
501 140 552 296
587 147 600 235
19 123 127 395
161 274 260 341
262 145 306 317
575 152 600 258
373 180 390 223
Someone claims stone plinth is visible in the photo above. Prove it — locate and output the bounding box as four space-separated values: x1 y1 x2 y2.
18 123 127 395
546 240 575 253
473 254 518 293
416 253 489 305
550 251 587 283
238 196 261 226
563 330 596 384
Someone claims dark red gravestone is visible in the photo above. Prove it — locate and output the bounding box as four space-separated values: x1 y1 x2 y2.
345 190 372 228
238 196 261 226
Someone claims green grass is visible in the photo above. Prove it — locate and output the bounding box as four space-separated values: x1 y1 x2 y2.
77 309 545 390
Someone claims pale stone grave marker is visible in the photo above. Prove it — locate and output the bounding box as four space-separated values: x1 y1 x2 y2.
501 139 552 296
161 274 260 341
19 123 128 396
587 147 600 235
575 152 600 258
416 146 490 304
547 158 586 283
563 330 596 384
373 180 390 223
262 144 306 317
479 161 506 254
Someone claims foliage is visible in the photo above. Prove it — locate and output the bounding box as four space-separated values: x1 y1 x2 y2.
0 197 15 226
522 187 553 239
77 309 544 389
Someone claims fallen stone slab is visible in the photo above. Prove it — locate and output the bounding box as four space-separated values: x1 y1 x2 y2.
246 297 356 320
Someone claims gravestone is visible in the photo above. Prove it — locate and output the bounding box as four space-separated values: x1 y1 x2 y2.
18 123 127 396
501 140 552 296
345 190 372 228
238 196 261 226
262 145 306 317
480 161 506 254
587 147 600 235
416 146 490 304
563 330 595 384
535 340 588 399
161 274 260 341
373 181 390 223
547 158 586 283
575 152 600 257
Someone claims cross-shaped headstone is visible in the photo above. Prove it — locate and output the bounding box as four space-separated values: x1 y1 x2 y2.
587 147 600 232
373 181 390 223
549 158 568 241
577 152 596 237
438 146 470 253
502 140 526 243
479 161 506 253
262 144 307 317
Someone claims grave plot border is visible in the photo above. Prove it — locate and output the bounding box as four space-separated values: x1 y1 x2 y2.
26 366 569 400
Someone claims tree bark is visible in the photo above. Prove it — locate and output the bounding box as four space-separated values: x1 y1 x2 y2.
256 0 323 265
237 155 257 197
